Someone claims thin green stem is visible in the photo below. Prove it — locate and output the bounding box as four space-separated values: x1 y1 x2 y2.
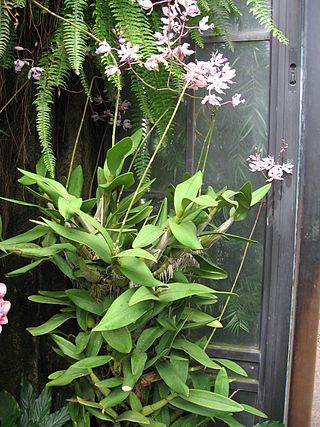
112 88 121 147
115 80 191 248
196 110 217 173
66 77 97 187
203 202 263 351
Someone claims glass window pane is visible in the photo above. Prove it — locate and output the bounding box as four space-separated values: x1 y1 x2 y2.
194 41 270 347
230 0 271 33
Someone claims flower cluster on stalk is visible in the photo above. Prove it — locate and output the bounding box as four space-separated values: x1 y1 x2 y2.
95 0 244 108
0 283 11 334
13 46 44 80
247 146 294 182
91 95 132 130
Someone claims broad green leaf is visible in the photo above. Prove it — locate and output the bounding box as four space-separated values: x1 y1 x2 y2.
215 368 229 397
129 392 143 412
170 414 207 427
95 378 123 389
28 295 70 306
132 225 164 248
27 313 75 336
58 197 83 221
52 254 76 279
68 165 84 198
251 183 271 206
100 172 134 191
178 389 244 412
216 415 246 427
93 289 151 331
51 334 81 360
114 248 157 262
43 219 111 264
69 355 112 370
100 387 129 409
0 391 20 427
136 326 165 352
6 259 44 277
173 339 221 370
65 289 103 315
170 397 221 417
169 220 202 250
2 243 75 258
131 349 147 376
0 196 40 209
29 386 52 422
75 332 90 354
85 407 114 422
0 225 47 247
174 172 203 215
105 137 133 177
116 411 150 424
242 404 267 418
213 358 248 377
158 282 215 303
102 327 132 353
118 256 163 287
85 331 103 356
156 360 189 396
129 286 159 306
191 254 228 280
46 368 89 387
184 194 218 208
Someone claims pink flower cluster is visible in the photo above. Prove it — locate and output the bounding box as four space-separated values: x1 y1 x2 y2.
95 0 244 108
0 283 11 334
247 150 294 182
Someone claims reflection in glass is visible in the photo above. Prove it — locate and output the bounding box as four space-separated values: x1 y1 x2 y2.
194 41 270 347
230 0 271 33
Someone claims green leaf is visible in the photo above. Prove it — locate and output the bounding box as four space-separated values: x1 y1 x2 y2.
158 283 215 303
65 289 103 315
177 389 244 412
28 295 70 306
174 172 203 215
191 254 228 280
2 243 76 258
156 360 189 396
242 403 268 418
68 165 84 198
100 387 129 409
169 220 202 250
116 410 150 424
215 368 229 397
30 387 52 422
69 355 112 369
27 313 75 336
85 331 103 356
18 169 69 197
118 256 163 287
0 391 20 427
136 326 165 352
114 248 157 262
46 368 89 387
213 358 248 377
129 286 159 306
102 327 132 353
251 183 271 206
95 378 123 389
131 349 148 376
75 332 90 354
170 397 220 417
85 407 114 422
0 225 48 247
216 415 246 427
93 288 151 331
43 219 111 264
105 137 133 177
58 196 83 221
41 407 70 427
51 334 81 360
6 259 44 277
173 339 221 370
100 172 134 191
132 225 165 248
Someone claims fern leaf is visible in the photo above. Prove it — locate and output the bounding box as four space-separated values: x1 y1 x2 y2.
247 0 288 44
34 30 70 176
0 0 12 59
63 0 89 75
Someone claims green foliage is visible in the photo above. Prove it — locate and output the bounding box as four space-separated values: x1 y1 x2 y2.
0 135 271 426
247 0 289 44
0 0 12 59
0 378 70 427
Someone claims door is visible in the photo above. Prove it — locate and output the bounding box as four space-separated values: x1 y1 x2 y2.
146 0 303 424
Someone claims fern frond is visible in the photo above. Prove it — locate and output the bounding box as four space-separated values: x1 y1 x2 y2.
0 23 15 68
34 30 70 176
79 67 92 101
247 0 289 44
63 0 89 75
0 0 12 59
109 0 156 58
13 0 26 7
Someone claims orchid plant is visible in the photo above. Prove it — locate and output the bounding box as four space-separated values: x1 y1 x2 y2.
0 1 292 426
